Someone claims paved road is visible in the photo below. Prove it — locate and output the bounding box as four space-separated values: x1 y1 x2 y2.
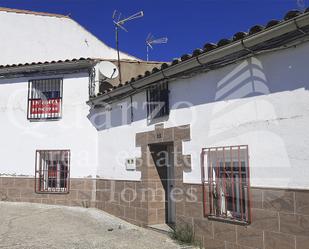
0 202 181 249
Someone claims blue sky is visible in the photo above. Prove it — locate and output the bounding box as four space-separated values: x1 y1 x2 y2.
0 0 306 61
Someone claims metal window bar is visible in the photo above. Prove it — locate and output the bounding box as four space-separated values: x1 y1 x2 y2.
27 78 63 120
146 82 169 119
201 145 251 224
35 150 70 194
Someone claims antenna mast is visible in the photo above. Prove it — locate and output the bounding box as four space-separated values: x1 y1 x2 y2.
112 10 144 84
146 33 168 61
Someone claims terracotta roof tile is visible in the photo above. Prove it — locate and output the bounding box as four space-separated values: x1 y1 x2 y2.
180 54 191 61
233 32 247 41
249 25 265 35
161 63 169 70
0 57 91 69
192 49 203 56
265 20 281 28
203 43 217 51
284 10 302 20
217 38 232 47
171 59 179 65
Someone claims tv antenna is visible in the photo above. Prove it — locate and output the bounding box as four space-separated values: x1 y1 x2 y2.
112 10 144 84
146 33 168 61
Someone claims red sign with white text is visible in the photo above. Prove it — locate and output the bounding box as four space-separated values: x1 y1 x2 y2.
30 98 61 115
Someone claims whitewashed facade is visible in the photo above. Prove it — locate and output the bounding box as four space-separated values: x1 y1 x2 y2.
0 71 98 178
92 40 309 190
0 8 140 178
87 10 309 248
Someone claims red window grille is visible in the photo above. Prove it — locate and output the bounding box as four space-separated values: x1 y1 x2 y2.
27 78 63 120
35 150 70 193
201 145 251 224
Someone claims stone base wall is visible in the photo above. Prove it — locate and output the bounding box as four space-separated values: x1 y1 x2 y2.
176 184 309 249
0 177 96 208
95 179 165 227
1 177 309 249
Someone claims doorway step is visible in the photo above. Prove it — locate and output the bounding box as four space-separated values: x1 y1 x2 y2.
147 223 173 235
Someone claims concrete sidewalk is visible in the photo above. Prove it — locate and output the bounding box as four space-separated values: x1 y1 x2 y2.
0 202 181 249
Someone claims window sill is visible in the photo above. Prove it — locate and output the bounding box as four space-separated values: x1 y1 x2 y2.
147 114 169 125
35 190 69 195
28 117 62 122
207 215 250 226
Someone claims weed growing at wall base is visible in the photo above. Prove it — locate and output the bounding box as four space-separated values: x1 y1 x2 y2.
171 223 202 248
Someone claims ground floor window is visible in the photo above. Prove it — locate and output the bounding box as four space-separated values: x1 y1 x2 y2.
201 145 251 224
35 150 70 193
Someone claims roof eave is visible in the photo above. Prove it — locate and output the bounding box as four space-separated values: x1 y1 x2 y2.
0 59 97 78
88 11 309 106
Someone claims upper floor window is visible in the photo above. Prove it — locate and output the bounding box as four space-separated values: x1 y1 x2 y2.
146 82 169 120
35 150 70 193
201 145 251 224
28 78 63 120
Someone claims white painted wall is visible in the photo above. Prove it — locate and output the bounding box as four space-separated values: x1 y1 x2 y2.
0 72 98 178
94 41 309 190
0 10 138 66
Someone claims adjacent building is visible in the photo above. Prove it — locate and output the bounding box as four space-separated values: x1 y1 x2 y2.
0 7 160 206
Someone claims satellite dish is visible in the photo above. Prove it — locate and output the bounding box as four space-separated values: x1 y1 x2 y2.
97 61 119 80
